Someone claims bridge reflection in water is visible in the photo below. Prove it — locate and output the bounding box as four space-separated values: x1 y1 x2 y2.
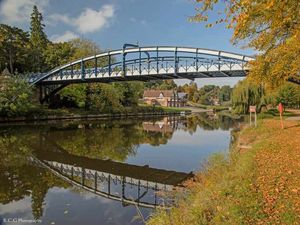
31 117 194 209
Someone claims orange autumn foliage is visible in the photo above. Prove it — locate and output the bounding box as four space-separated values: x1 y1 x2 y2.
192 0 300 88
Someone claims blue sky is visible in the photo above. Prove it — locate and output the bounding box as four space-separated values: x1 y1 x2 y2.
0 0 253 86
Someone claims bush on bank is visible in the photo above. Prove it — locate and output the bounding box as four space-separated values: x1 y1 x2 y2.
0 78 36 117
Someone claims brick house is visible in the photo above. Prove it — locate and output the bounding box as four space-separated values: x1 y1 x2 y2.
143 90 187 107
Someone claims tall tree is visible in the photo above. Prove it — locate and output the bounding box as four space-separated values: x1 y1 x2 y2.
29 5 48 72
191 0 300 88
0 24 30 73
43 42 74 70
59 38 105 109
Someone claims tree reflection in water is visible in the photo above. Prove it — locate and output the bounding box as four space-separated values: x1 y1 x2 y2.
0 113 243 219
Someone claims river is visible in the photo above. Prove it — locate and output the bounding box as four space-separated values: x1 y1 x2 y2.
0 113 243 225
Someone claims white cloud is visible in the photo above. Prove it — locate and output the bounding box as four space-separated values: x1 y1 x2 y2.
51 31 79 43
0 0 49 24
50 4 115 34
75 5 114 33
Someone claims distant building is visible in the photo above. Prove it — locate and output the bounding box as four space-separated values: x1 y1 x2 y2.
143 90 187 107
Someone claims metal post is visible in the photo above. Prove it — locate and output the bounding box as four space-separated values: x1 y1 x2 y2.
139 49 142 74
81 167 85 186
71 167 74 179
156 47 159 74
94 56 97 77
196 50 199 71
186 59 188 72
122 52 126 77
218 51 221 71
174 47 178 76
147 57 150 73
108 54 111 76
138 180 141 203
94 171 98 191
122 177 125 201
108 175 111 195
81 59 85 80
166 61 168 73
71 65 74 79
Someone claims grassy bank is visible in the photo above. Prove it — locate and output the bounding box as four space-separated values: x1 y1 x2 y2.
188 101 229 112
147 118 300 224
0 105 191 122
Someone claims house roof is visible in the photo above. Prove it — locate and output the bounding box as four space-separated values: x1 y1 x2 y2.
143 90 176 98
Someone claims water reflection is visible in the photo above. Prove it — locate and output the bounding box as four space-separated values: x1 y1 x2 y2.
0 113 243 224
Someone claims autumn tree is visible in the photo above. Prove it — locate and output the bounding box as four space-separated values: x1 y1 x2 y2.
192 0 300 88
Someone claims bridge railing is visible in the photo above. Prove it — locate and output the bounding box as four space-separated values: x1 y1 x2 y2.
27 46 253 85
31 157 178 208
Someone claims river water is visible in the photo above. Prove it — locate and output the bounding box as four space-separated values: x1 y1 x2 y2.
0 113 243 225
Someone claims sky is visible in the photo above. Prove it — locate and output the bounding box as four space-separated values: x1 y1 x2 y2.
0 0 254 87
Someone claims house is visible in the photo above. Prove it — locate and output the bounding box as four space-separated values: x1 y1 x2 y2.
143 117 175 133
143 90 187 107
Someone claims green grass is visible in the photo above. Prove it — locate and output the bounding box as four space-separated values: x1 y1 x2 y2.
188 101 229 112
258 108 294 119
138 104 191 113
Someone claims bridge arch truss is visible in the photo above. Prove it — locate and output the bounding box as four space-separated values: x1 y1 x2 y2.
27 45 254 103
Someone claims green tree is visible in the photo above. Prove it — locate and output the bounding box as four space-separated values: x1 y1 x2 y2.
29 5 48 72
69 38 101 61
159 80 177 90
113 82 144 106
231 80 264 114
198 85 220 105
219 85 232 103
0 24 30 73
90 84 123 113
43 42 74 70
0 77 35 117
276 83 300 108
186 82 198 101
59 38 103 109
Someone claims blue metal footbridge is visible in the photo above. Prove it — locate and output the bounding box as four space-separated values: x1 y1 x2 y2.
27 44 254 103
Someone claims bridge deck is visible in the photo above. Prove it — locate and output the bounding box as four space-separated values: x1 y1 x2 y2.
35 150 193 186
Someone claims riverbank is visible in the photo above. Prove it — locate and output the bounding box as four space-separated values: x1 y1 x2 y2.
147 116 300 224
0 105 191 123
187 101 230 112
